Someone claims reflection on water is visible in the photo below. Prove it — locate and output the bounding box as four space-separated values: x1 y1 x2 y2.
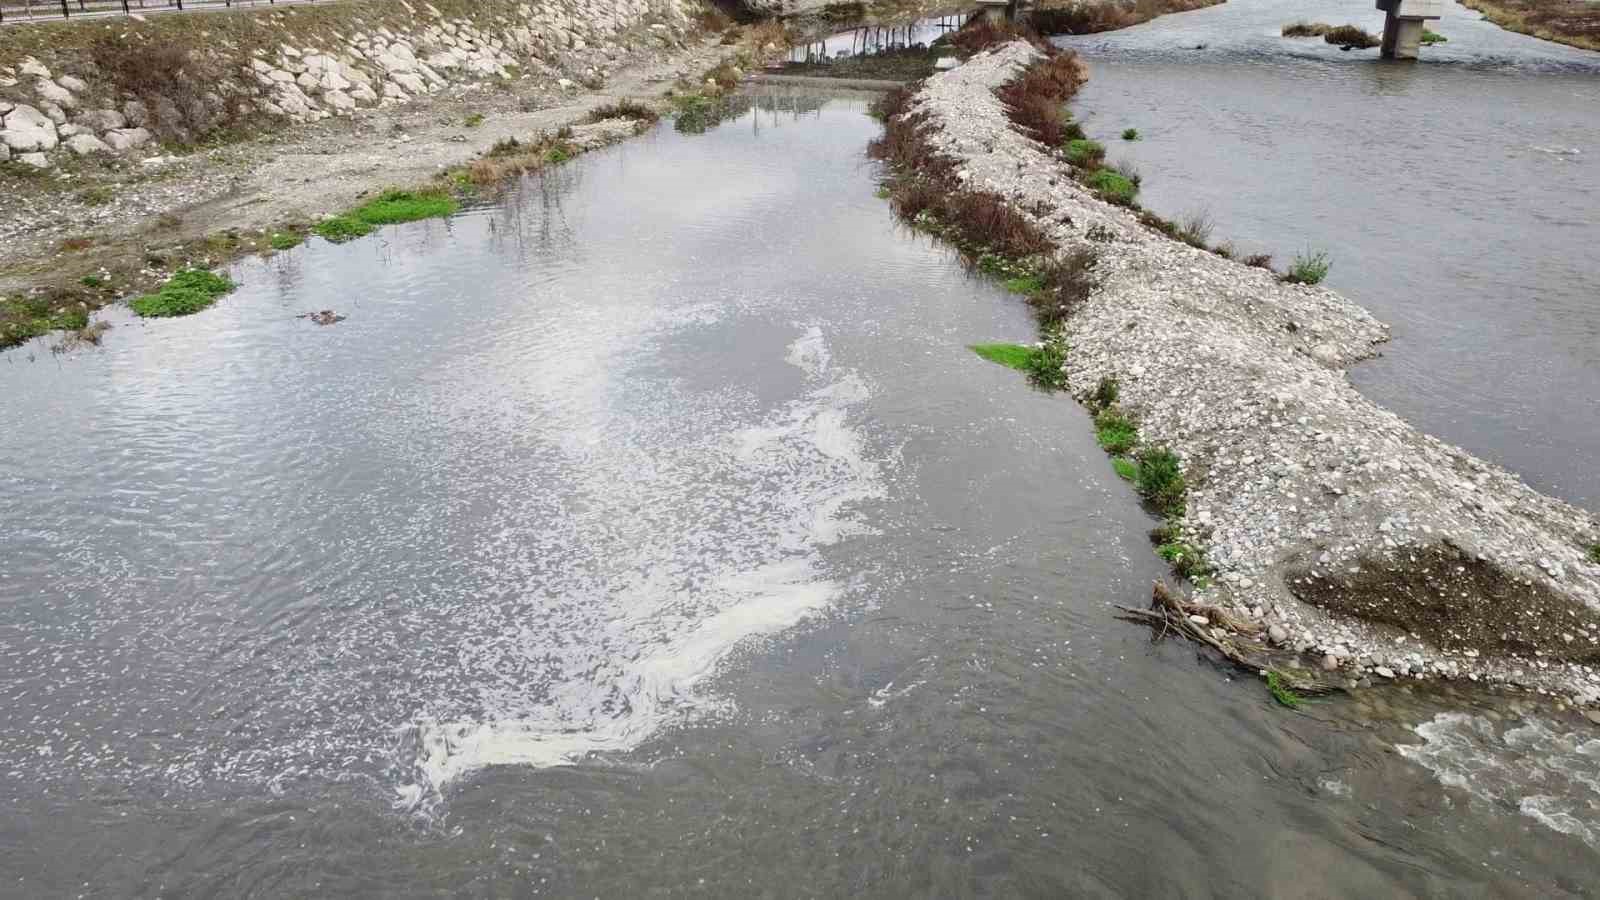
1058 0 1600 508
1 90 1598 896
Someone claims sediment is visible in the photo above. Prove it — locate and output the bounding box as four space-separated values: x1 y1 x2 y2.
897 41 1600 703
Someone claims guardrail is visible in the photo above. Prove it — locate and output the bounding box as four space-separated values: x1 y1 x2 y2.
0 0 320 26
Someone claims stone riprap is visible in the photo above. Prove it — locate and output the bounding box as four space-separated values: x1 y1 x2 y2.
904 42 1600 702
0 0 694 169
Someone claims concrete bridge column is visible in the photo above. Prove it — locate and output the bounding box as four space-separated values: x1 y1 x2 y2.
1375 0 1443 59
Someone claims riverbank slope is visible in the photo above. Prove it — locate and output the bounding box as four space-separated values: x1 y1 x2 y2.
886 40 1600 702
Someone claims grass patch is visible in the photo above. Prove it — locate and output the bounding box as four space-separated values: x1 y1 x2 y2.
314 189 458 243
1064 139 1105 166
1121 128 1140 141
1157 539 1211 579
1267 671 1303 709
1094 407 1140 455
1324 25 1381 48
1283 250 1331 285
970 342 1037 371
464 112 485 128
1243 253 1274 270
1025 341 1068 391
80 275 105 288
78 185 117 206
1092 375 1120 409
1176 210 1214 249
1002 273 1047 295
1112 457 1139 480
1421 29 1447 44
1084 169 1139 205
129 268 236 318
1588 544 1600 564
1135 445 1187 516
1282 21 1332 37
269 232 304 251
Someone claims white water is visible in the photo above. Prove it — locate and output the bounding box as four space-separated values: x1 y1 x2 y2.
395 327 885 808
1399 713 1600 847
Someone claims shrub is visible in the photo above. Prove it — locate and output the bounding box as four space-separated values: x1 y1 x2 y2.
1588 544 1600 564
1092 375 1119 409
1094 407 1138 454
1324 25 1381 48
995 52 1087 146
1084 169 1138 205
1177 210 1214 249
1283 250 1331 285
1281 21 1332 37
1420 29 1447 44
1024 341 1068 391
1027 248 1099 327
89 36 232 143
1135 446 1186 515
1112 457 1138 480
129 269 235 318
585 99 659 123
1243 253 1274 270
1064 139 1105 166
1121 128 1140 141
1158 540 1211 579
464 113 485 128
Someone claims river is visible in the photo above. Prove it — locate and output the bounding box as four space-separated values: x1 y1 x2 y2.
1058 0 1600 510
2 85 1598 895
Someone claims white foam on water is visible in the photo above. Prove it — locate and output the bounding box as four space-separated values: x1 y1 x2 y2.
395 326 885 808
1399 713 1600 848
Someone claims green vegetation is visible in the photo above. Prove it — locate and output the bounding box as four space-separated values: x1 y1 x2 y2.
1064 139 1106 166
1084 169 1139 205
129 269 236 318
970 342 1037 371
1134 445 1187 516
1420 29 1447 44
1588 544 1600 564
463 112 485 128
1266 671 1303 709
1283 250 1331 285
1002 273 1048 295
0 297 89 347
1094 407 1139 454
1121 128 1140 141
970 341 1068 391
269 232 304 251
1111 457 1139 481
313 189 459 243
80 275 105 288
78 185 117 206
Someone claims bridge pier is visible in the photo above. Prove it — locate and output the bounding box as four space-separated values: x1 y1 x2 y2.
1375 0 1443 59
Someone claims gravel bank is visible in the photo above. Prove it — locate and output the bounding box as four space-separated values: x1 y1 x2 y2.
906 41 1600 702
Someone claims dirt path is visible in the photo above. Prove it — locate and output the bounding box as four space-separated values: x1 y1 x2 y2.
0 35 728 295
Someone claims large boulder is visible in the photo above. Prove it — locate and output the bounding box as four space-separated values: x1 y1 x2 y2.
35 78 76 109
75 108 127 132
17 57 50 79
57 74 88 93
103 127 152 151
1 104 59 153
64 133 111 156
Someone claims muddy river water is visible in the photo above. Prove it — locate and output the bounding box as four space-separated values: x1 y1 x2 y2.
2 80 1599 895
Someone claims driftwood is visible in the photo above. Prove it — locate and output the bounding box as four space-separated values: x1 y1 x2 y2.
1116 582 1341 697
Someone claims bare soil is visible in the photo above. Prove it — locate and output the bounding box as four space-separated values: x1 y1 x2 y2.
1461 0 1600 52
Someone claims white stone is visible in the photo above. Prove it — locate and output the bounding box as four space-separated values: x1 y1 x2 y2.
42 104 66 125
1 104 58 152
103 127 152 151
391 72 427 94
35 78 76 109
1374 666 1396 679
17 152 49 168
18 57 50 79
75 109 127 132
64 133 111 156
350 83 379 104
124 101 150 128
57 74 88 93
323 90 356 112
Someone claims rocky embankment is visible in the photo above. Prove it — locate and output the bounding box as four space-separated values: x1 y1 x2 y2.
905 41 1600 702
